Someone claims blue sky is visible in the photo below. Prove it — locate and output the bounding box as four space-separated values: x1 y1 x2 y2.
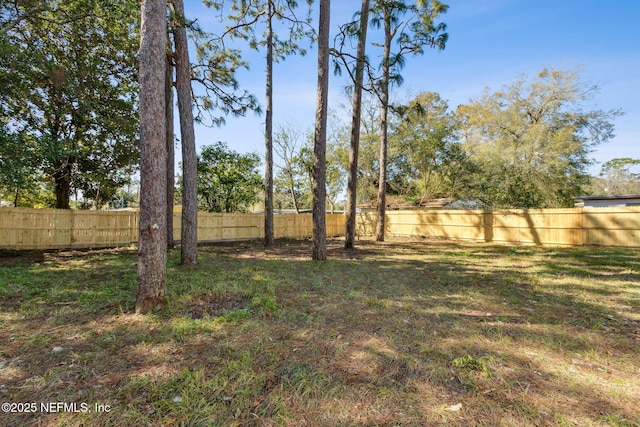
183 0 640 175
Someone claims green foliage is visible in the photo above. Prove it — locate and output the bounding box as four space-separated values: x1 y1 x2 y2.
196 141 264 212
452 354 492 378
0 0 140 209
220 0 314 61
107 188 137 210
0 123 39 206
367 0 448 92
391 91 472 200
457 68 624 208
250 293 280 317
174 8 260 126
593 158 640 195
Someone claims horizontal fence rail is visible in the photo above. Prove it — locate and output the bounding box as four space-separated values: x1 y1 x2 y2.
1 207 638 250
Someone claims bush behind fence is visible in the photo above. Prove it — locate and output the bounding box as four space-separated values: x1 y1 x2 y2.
1 206 639 250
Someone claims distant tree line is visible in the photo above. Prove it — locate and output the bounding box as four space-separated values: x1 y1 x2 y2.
268 68 630 213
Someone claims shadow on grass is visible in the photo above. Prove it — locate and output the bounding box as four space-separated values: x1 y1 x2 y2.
0 240 638 426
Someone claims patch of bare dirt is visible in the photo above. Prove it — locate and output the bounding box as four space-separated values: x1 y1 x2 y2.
185 293 251 319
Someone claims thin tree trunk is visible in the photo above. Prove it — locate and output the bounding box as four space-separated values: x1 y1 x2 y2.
312 0 330 261
171 0 198 265
137 0 167 314
375 14 392 242
264 3 274 246
165 43 175 250
375 97 388 241
345 0 370 249
289 181 299 214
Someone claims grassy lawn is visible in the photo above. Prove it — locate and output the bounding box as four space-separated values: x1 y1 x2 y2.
1 239 639 426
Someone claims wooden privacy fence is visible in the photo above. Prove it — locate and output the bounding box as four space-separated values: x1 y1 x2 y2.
0 207 345 250
0 208 138 250
2 207 639 250
357 207 640 247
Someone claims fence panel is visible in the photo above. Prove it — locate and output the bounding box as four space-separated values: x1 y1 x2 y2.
1 207 638 250
376 208 639 247
582 207 640 247
491 209 583 246
0 208 73 249
70 210 138 248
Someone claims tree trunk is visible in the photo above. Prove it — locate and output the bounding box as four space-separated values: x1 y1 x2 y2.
375 98 388 242
345 0 370 249
312 0 330 261
264 4 274 246
289 181 300 214
53 156 74 209
171 0 198 265
137 0 167 314
165 43 175 250
375 14 392 242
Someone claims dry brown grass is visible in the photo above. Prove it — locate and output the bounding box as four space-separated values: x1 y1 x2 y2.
0 239 638 426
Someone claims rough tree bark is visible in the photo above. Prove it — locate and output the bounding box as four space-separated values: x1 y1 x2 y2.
312 0 330 261
53 156 74 209
165 40 175 250
170 0 198 265
375 13 392 242
345 0 370 249
136 0 167 314
263 0 274 246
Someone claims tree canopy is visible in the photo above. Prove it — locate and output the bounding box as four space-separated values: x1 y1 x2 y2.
592 158 640 195
391 91 466 202
0 0 140 209
196 142 263 213
457 68 623 208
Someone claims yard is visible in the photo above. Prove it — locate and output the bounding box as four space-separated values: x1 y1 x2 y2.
0 239 638 426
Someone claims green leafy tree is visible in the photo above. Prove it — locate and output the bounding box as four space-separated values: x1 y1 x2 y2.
197 142 263 213
75 158 134 209
0 1 49 35
0 123 44 206
593 158 640 195
333 95 405 204
458 68 624 208
1 0 140 209
392 91 467 201
368 0 448 241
